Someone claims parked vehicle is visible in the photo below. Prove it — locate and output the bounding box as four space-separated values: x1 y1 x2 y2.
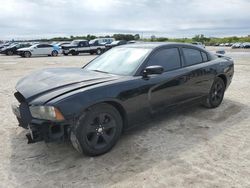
90 38 115 45
191 42 205 48
105 40 127 50
242 42 250 48
17 44 59 58
0 42 17 51
12 42 234 156
0 43 31 55
56 42 71 47
62 40 106 55
231 43 242 48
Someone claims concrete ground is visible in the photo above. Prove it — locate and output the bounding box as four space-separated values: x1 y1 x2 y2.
0 47 250 188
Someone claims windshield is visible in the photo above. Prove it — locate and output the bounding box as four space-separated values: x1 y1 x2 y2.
89 40 96 44
70 41 79 45
84 47 151 76
30 44 38 48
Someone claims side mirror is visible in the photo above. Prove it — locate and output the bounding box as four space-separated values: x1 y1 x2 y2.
143 65 164 77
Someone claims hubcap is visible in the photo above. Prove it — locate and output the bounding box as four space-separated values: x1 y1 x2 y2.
211 82 223 104
86 113 116 149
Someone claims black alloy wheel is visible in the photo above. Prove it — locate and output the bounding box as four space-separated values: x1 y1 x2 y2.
204 77 225 108
71 103 123 156
85 113 116 150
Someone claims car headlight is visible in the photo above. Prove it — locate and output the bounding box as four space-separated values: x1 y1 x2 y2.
29 106 64 121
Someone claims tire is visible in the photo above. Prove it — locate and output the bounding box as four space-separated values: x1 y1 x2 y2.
90 51 94 55
6 50 13 56
72 51 79 56
51 50 58 57
203 77 225 108
96 48 102 55
63 52 68 56
70 103 123 156
24 51 31 58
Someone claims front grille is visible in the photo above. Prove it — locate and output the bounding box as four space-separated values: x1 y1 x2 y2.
14 92 25 103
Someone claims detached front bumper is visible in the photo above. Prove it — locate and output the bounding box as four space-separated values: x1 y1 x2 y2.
12 94 68 144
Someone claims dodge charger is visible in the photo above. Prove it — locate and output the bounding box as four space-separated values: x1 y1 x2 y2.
12 42 234 156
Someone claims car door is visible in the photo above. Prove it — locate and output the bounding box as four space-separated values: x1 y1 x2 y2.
143 47 190 112
43 44 53 55
78 41 90 53
32 44 43 55
180 47 215 98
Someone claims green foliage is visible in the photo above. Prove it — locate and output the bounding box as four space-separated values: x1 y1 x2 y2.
20 34 250 45
113 34 135 41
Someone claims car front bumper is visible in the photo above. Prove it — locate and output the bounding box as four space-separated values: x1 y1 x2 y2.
12 101 68 144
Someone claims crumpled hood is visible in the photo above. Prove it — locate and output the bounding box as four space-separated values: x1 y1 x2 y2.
16 68 118 102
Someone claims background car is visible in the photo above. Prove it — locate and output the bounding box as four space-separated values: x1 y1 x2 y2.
242 42 250 48
62 40 106 55
191 42 205 48
17 43 59 58
0 43 31 55
231 43 242 48
89 38 115 45
105 40 127 50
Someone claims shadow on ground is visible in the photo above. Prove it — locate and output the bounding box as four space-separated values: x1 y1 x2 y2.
9 99 248 187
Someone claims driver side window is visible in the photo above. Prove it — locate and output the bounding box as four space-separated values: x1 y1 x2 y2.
147 48 181 72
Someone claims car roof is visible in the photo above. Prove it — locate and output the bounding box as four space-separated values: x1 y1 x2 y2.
119 42 204 50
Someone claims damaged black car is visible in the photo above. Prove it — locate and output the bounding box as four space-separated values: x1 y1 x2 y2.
12 42 234 156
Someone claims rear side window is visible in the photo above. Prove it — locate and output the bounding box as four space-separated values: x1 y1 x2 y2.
201 51 208 62
183 48 203 66
147 48 181 71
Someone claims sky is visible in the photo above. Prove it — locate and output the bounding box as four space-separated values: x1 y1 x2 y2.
0 0 250 39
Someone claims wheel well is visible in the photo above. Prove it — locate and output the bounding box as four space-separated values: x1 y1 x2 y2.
218 74 227 87
105 101 128 129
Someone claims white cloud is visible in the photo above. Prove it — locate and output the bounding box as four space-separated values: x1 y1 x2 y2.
0 0 249 39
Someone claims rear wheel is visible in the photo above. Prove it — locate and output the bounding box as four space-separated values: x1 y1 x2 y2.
6 50 13 55
70 103 123 156
203 77 225 108
24 51 31 58
96 48 102 55
72 51 79 56
51 50 58 56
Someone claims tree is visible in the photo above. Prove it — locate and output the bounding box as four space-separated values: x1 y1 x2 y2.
113 34 135 41
134 34 140 40
151 35 156 41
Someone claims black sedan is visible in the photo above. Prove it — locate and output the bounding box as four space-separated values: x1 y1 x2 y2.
1 43 31 55
12 42 234 156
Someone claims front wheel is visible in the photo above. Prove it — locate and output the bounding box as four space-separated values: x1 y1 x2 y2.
203 77 225 108
70 103 123 156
